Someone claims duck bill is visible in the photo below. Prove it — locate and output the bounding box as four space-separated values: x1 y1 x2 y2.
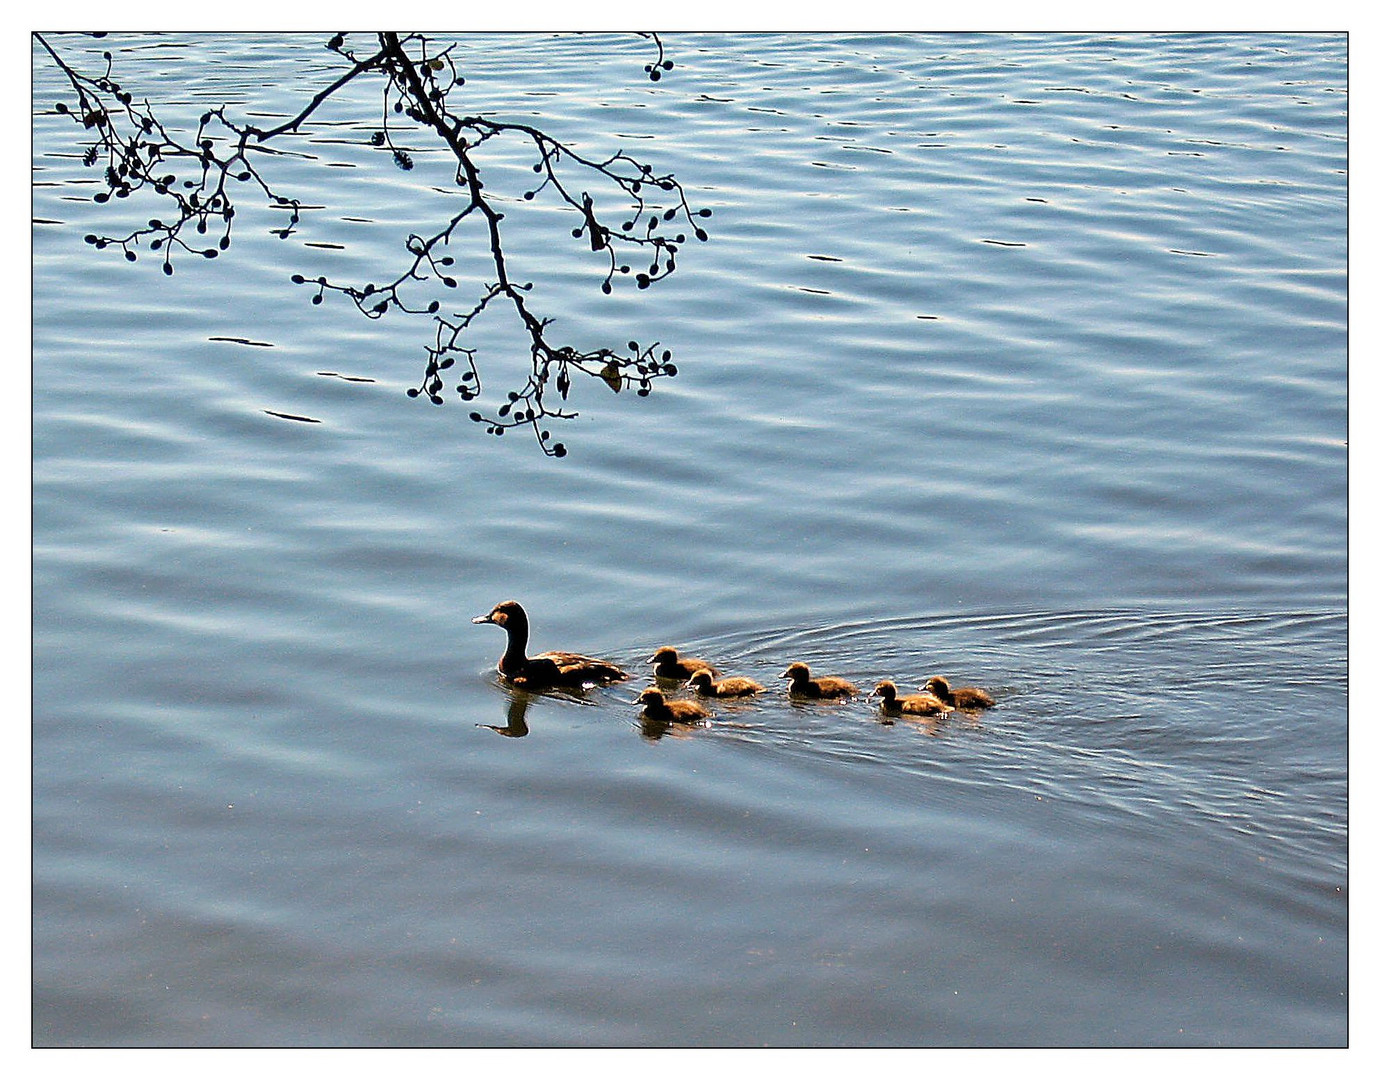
472 613 495 624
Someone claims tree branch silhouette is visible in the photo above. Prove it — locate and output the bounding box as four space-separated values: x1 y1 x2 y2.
34 31 711 456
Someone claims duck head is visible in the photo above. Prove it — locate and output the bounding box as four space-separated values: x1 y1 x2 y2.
473 600 527 629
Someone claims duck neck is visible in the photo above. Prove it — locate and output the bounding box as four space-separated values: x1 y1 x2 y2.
499 617 531 673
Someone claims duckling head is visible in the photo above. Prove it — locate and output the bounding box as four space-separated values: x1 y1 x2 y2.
687 669 715 690
780 662 811 681
871 680 900 701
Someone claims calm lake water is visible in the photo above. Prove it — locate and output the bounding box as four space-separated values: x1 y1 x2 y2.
32 32 1347 1047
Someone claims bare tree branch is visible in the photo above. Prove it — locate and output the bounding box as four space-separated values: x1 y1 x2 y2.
34 31 712 456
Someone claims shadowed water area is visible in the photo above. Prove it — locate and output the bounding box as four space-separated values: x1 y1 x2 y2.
32 32 1346 1046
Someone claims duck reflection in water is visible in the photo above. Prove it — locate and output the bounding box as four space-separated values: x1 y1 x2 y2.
477 689 533 738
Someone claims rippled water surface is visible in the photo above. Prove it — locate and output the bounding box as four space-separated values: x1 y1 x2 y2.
32 32 1346 1047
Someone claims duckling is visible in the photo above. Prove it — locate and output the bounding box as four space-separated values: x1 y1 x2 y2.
636 686 713 724
686 668 765 698
922 675 995 710
871 680 950 717
780 662 857 700
648 646 720 681
472 600 629 688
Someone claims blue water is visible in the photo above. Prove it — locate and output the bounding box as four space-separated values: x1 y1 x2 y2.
32 32 1346 1046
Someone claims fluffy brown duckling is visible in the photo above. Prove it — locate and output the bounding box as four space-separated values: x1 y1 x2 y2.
636 686 713 724
780 662 857 700
922 675 995 710
472 600 629 688
648 646 720 681
686 669 766 698
871 680 950 717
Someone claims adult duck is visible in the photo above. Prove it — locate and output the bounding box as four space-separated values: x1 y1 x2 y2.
472 600 629 688
780 662 857 700
686 669 765 698
922 675 995 710
871 680 950 717
648 646 720 681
